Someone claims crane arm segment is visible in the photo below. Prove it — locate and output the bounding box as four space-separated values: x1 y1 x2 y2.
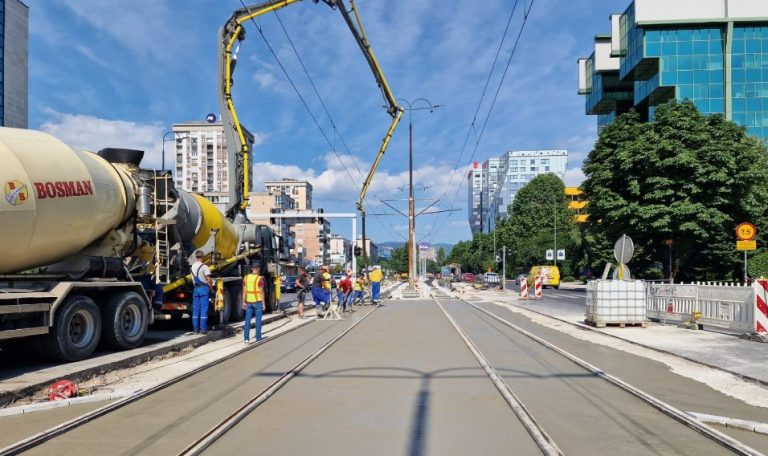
334 0 404 211
218 0 402 216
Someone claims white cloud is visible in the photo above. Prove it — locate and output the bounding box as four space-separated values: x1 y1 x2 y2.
564 168 586 187
39 109 166 168
251 153 464 209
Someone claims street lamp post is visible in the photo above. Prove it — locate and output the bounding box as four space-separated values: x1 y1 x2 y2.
161 131 174 171
398 98 443 289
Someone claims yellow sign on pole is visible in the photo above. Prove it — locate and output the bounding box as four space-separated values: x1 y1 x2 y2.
737 240 757 251
736 222 757 241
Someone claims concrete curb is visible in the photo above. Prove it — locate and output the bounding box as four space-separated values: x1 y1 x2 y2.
0 304 302 408
488 296 768 389
686 412 768 435
0 390 139 417
0 285 401 409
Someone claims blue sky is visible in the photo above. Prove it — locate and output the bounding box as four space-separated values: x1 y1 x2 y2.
29 0 621 245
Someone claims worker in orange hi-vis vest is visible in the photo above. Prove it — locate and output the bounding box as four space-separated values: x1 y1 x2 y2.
243 263 266 344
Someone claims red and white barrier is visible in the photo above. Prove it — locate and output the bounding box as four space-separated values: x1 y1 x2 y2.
520 279 529 300
753 279 768 335
534 275 543 299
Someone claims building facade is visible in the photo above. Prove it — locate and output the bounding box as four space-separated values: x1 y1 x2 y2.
264 179 313 210
565 187 588 223
579 0 768 139
248 191 297 261
468 150 568 233
329 234 352 267
1 0 28 128
355 237 379 265
467 162 487 233
173 121 254 197
293 220 331 267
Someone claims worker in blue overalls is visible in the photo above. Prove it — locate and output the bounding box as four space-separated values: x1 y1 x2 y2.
190 250 213 334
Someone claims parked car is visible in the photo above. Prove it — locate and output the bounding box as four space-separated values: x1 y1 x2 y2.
281 275 297 293
462 273 476 283
515 273 528 286
483 272 500 285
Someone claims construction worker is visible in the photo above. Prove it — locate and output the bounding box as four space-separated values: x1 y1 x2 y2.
243 263 266 344
275 274 288 319
321 265 332 309
370 265 383 304
311 267 327 317
296 267 309 318
338 272 353 312
352 274 365 305
191 250 213 334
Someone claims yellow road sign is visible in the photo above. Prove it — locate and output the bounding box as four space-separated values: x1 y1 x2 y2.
736 222 757 241
737 240 757 251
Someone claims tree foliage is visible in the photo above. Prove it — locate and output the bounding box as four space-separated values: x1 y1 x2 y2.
448 174 579 277
496 174 578 277
582 101 768 281
380 245 408 273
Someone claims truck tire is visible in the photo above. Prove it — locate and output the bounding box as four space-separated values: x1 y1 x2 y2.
214 290 232 325
45 295 102 362
230 288 244 321
101 291 149 350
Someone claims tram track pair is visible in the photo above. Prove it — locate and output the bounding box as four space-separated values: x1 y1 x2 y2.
430 288 766 456
0 297 387 456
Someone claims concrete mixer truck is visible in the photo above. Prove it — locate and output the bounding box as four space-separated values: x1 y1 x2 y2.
0 128 280 362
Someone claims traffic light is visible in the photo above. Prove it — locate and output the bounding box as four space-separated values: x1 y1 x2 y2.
354 246 362 256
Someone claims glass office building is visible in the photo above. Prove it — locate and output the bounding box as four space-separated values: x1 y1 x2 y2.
579 0 768 139
467 150 568 234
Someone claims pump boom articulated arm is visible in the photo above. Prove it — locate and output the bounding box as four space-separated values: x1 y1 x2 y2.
218 0 402 217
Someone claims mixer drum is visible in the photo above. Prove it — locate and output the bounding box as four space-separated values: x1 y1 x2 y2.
0 128 135 274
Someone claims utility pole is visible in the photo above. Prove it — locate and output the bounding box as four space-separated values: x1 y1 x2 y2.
409 117 415 286
502 245 506 292
399 98 443 290
361 211 368 275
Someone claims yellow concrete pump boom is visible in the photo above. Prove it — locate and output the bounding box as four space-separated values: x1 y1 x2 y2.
217 0 403 217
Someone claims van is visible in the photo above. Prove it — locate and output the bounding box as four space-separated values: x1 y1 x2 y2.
527 265 560 289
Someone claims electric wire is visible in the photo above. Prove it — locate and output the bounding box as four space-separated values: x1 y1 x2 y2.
237 0 360 189
423 0 536 243
440 0 522 204
268 6 400 237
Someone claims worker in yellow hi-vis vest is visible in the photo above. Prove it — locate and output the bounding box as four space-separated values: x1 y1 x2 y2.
243 263 265 344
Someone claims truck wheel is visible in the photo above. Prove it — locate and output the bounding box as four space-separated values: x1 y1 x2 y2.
230 288 244 321
101 291 149 350
45 296 102 362
215 290 232 325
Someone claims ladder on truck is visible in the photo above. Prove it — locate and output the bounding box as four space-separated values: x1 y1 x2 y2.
154 173 173 284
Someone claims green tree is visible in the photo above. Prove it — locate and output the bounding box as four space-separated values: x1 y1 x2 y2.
582 100 768 281
446 234 495 274
381 245 408 274
436 247 446 266
496 174 577 276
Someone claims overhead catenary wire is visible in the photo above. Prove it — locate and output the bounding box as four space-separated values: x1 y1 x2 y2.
271 7 393 230
423 0 536 244
237 0 360 189
239 1 395 236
